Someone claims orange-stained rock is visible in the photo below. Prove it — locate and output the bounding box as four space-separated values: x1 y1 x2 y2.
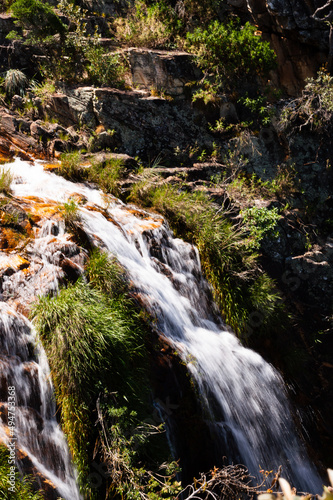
20 200 60 222
68 193 88 204
0 254 30 273
0 228 24 251
43 162 60 172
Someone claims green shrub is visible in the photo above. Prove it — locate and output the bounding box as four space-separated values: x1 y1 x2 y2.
186 20 276 93
11 0 66 40
0 445 43 499
3 69 28 98
85 45 126 87
280 69 333 133
240 206 281 249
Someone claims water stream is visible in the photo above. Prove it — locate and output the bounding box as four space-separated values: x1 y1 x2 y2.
1 158 324 495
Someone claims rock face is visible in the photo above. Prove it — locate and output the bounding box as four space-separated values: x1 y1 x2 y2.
240 0 330 93
44 86 214 160
128 48 201 98
0 109 41 159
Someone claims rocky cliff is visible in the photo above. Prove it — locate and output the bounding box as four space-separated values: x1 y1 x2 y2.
232 0 332 93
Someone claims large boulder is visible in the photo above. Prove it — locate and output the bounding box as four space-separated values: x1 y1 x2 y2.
128 48 201 98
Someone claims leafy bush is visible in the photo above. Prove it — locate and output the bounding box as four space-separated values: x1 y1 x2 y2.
3 69 28 98
240 206 281 249
10 0 66 40
186 20 276 92
114 0 182 48
85 45 126 87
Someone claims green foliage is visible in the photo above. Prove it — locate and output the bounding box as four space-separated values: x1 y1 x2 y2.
186 19 276 92
3 69 28 98
85 248 128 298
32 278 144 397
129 179 284 337
29 80 55 103
238 94 275 127
240 206 281 249
85 45 126 87
114 0 182 48
10 0 66 40
0 0 15 13
0 168 14 194
23 0 126 86
280 69 333 133
0 445 43 499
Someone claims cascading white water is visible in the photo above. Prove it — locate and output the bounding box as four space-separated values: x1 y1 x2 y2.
0 302 82 500
5 158 324 494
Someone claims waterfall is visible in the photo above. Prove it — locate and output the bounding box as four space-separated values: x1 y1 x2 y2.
3 157 323 494
0 306 82 499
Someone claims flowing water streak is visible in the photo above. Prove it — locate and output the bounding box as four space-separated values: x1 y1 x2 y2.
8 158 323 493
0 304 82 500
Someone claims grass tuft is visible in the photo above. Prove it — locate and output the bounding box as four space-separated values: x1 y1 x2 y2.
58 199 81 231
0 168 14 195
59 151 87 181
31 249 154 495
4 69 28 98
